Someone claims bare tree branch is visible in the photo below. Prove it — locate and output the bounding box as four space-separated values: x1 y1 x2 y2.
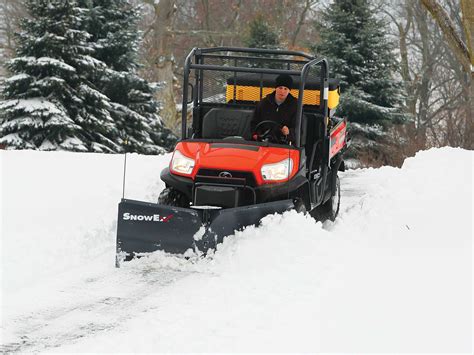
290 0 315 47
420 0 470 72
460 0 473 67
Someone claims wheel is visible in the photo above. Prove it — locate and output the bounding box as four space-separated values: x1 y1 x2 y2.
293 198 307 214
158 187 190 207
315 175 340 222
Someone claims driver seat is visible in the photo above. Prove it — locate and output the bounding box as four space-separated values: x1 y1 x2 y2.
202 108 253 140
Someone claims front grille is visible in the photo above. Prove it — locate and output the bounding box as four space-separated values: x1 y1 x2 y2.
195 169 257 187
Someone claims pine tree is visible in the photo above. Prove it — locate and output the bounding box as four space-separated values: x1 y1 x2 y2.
243 15 283 69
313 0 405 161
0 0 120 152
244 15 280 50
79 0 176 153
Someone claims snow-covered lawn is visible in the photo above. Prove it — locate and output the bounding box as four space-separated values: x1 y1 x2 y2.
1 147 472 353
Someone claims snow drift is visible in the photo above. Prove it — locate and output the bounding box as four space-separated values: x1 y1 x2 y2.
0 147 472 353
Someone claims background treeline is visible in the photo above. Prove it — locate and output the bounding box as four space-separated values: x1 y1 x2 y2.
0 0 472 166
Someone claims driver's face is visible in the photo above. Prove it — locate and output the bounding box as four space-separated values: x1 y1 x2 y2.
275 86 290 102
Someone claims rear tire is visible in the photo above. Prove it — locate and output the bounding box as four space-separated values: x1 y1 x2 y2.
315 175 340 222
158 187 190 207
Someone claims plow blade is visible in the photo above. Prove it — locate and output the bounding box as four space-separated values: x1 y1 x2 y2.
116 198 294 259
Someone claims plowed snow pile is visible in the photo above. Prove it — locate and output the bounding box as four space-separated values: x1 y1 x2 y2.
1 147 472 353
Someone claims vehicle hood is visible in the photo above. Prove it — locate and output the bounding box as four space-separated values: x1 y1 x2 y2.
173 141 300 184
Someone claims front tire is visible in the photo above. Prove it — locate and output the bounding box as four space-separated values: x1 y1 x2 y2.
315 175 340 222
158 187 190 207
293 198 307 214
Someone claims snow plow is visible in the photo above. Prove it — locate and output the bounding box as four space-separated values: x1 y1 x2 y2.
116 47 348 263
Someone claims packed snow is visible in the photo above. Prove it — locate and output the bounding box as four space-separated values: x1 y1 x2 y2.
9 56 76 73
5 74 31 83
0 147 472 353
0 98 64 115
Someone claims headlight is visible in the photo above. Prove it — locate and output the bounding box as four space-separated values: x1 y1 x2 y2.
170 150 195 175
261 158 293 181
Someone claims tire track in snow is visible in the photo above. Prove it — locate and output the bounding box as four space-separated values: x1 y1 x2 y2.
326 170 368 226
1 264 196 353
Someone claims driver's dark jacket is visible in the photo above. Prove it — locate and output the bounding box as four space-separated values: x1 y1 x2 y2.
250 91 297 143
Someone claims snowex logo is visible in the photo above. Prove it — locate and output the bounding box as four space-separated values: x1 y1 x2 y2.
122 212 173 223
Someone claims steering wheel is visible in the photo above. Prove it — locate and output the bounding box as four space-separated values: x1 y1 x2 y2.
254 120 286 143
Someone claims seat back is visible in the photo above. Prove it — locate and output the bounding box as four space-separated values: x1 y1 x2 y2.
201 108 253 140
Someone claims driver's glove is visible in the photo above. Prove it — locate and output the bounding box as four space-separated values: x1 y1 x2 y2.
252 133 259 141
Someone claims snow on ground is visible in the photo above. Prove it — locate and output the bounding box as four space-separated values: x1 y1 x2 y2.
0 147 472 353
1 151 168 293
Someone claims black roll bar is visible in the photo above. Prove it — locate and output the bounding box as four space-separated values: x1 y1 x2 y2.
181 47 197 138
189 64 301 76
181 47 329 147
295 58 329 147
200 53 310 65
195 46 316 60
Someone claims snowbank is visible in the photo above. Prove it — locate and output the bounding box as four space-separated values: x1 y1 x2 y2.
1 150 169 293
1 147 472 353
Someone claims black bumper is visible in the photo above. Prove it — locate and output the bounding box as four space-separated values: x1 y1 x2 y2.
161 168 308 207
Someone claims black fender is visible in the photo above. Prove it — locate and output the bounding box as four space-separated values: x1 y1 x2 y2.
160 168 194 200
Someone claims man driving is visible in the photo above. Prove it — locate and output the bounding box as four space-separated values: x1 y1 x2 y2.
250 74 297 144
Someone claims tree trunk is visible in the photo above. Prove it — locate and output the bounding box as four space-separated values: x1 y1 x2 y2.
0 0 26 78
146 0 179 133
468 72 473 148
290 0 312 47
395 1 417 116
415 4 435 148
421 0 472 149
461 0 474 149
461 0 473 148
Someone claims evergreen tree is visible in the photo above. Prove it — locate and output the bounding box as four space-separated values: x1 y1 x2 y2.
243 15 283 69
79 0 176 153
313 0 405 160
0 0 119 152
244 15 280 50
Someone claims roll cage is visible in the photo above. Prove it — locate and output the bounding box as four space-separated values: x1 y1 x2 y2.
182 47 332 144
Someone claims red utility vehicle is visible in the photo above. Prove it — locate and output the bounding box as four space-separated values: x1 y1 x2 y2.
116 47 348 262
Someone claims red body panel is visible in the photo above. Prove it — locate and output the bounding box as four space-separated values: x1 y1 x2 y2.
329 120 347 159
171 142 300 185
